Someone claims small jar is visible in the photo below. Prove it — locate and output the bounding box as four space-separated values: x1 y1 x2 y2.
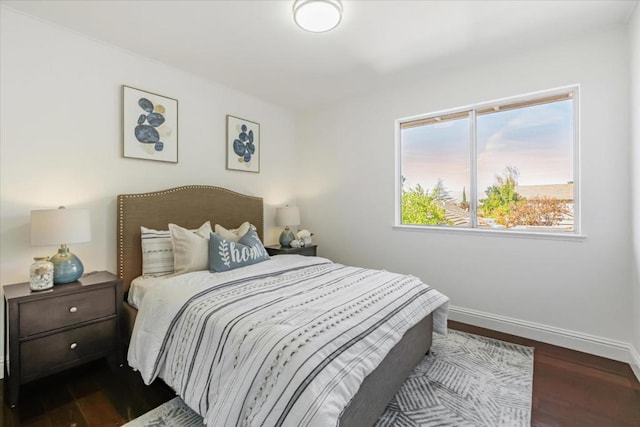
30 256 54 291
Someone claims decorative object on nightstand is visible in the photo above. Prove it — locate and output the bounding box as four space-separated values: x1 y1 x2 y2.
297 229 313 247
265 244 317 257
30 206 91 284
29 256 54 291
276 206 300 248
3 271 123 407
289 229 313 248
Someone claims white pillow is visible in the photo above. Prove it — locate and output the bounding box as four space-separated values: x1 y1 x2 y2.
214 222 252 243
170 221 213 275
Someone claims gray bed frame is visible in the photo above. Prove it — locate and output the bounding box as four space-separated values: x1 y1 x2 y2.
116 185 433 426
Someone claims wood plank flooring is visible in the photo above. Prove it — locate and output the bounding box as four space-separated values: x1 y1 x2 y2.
2 320 639 426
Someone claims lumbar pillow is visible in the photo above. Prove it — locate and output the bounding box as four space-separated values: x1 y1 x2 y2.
214 222 252 243
169 221 213 275
209 227 269 272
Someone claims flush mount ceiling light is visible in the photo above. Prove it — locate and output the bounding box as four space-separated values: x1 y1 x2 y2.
293 0 343 33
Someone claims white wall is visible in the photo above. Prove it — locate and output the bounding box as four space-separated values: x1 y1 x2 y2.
630 3 640 380
0 8 298 374
298 27 634 361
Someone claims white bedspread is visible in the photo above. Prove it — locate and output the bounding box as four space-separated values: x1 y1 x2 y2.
127 275 158 309
128 255 449 427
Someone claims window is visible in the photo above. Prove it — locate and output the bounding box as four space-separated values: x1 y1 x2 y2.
397 86 578 234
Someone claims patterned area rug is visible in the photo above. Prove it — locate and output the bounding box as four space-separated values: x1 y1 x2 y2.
123 330 533 427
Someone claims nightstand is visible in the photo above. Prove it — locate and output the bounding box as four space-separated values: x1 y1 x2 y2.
3 271 122 407
265 244 317 257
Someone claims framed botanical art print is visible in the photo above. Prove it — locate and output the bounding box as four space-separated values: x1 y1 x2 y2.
122 85 178 163
226 115 260 173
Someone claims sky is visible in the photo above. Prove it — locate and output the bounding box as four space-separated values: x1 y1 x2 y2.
401 99 574 201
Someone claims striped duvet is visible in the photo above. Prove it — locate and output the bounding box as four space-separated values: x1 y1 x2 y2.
128 255 449 426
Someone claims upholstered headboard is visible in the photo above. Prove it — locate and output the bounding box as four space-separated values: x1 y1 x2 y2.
116 185 264 292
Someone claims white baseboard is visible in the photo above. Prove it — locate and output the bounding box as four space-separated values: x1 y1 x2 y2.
0 356 4 380
449 305 635 367
630 345 640 383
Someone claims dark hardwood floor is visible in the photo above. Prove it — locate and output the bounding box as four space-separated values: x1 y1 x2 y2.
2 321 639 426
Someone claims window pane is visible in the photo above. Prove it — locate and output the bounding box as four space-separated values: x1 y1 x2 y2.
476 99 574 231
400 113 471 226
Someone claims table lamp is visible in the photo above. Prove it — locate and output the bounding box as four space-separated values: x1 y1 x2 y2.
30 206 91 284
276 206 300 247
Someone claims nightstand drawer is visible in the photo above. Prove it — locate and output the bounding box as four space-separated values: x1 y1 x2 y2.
19 287 116 337
20 319 117 381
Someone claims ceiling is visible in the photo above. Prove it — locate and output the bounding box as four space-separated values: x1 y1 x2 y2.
2 0 637 110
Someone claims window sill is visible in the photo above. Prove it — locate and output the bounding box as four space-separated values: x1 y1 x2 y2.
392 224 586 242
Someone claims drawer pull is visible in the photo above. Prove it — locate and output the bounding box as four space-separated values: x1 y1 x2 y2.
69 307 78 313
70 343 78 350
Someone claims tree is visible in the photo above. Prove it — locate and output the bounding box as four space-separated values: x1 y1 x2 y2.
480 166 521 225
401 184 448 225
480 166 570 228
504 197 570 227
431 178 452 202
459 186 469 211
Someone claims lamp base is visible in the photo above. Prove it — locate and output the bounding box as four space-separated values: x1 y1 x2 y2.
50 245 84 284
279 227 296 247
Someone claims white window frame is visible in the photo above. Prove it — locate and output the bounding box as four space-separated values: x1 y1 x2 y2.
394 85 583 240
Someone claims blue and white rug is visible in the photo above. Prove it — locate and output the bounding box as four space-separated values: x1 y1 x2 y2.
123 330 533 426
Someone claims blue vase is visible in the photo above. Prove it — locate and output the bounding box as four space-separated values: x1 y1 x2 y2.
50 246 84 284
279 227 295 247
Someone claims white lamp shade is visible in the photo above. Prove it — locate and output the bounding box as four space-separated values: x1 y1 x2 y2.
276 206 301 227
293 0 342 33
31 207 91 246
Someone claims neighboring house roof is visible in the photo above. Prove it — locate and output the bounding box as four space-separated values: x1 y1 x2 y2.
514 183 574 201
442 201 493 227
443 201 470 226
441 197 573 230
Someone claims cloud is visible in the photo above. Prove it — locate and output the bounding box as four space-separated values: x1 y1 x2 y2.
479 100 572 155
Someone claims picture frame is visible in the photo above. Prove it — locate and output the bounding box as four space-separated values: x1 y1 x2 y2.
122 85 178 163
226 115 260 173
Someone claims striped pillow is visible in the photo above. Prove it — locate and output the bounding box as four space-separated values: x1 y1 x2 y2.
141 221 211 277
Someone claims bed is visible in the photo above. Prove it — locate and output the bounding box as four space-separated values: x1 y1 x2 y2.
117 185 448 426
